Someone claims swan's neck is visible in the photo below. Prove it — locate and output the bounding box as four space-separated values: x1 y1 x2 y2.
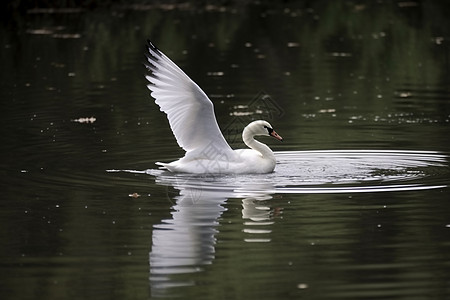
242 126 274 158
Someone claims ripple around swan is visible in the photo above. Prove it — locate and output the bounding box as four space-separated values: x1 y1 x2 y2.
141 150 449 195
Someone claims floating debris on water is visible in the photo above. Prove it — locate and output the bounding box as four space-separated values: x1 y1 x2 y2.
71 117 96 124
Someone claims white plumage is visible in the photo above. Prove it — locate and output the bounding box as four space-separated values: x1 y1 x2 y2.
145 40 282 174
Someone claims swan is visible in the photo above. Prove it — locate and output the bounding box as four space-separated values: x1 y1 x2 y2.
144 40 282 174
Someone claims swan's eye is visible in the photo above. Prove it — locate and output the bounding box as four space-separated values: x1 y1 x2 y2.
264 125 273 134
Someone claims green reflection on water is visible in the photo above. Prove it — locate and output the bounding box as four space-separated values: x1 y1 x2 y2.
1 1 450 300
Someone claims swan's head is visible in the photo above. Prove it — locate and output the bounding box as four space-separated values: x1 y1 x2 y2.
246 120 283 141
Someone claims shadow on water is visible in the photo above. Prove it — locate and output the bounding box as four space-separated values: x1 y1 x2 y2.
110 149 449 297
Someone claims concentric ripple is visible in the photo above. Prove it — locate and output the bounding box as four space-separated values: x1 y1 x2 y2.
146 150 448 195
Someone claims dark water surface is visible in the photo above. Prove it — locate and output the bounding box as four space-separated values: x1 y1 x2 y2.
1 1 450 299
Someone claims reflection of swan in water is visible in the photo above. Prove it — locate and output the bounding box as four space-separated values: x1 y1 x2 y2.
149 173 275 297
149 187 227 296
147 149 447 296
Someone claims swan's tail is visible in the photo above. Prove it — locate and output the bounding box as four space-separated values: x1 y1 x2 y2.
156 162 179 172
155 162 169 170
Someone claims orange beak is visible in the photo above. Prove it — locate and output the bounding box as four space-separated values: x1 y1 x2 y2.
270 130 283 141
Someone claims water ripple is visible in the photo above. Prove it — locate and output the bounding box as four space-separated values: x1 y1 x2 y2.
143 150 448 296
146 150 448 195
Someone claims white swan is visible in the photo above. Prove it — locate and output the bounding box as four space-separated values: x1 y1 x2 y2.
144 40 282 174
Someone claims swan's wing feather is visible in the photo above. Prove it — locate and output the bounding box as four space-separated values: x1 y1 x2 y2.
144 41 233 158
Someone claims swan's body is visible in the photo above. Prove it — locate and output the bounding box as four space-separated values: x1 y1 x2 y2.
144 40 282 174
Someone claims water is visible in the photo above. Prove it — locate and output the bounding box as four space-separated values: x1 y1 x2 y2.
1 1 450 299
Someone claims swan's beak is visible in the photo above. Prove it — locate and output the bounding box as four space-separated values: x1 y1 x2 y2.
270 130 283 141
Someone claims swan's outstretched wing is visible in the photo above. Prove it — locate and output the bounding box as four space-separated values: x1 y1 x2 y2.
145 40 233 158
